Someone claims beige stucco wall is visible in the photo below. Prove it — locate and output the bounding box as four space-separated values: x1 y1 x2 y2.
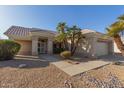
74 33 112 57
15 40 32 55
13 31 112 56
74 33 97 57
74 37 93 57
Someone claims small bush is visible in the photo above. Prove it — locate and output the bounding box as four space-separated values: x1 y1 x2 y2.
0 40 21 60
60 51 71 59
53 48 64 54
112 62 122 65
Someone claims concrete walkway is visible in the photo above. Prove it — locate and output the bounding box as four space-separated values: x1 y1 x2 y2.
51 60 110 76
39 54 61 62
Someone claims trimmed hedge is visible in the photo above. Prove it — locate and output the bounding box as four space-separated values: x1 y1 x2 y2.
0 40 21 60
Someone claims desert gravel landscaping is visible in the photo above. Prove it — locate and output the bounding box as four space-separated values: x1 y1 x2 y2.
0 57 124 88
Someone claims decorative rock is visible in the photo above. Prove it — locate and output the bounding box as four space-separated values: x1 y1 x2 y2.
18 64 27 68
79 71 123 88
64 80 69 87
64 80 73 88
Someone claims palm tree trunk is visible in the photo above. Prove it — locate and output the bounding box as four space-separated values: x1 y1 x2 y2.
61 27 69 50
71 37 81 56
71 33 74 54
114 34 124 55
63 39 68 50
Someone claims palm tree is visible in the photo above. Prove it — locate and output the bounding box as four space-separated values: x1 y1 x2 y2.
55 22 85 56
55 22 69 50
106 15 124 55
67 25 83 55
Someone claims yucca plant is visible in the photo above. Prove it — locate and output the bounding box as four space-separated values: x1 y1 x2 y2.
0 40 21 60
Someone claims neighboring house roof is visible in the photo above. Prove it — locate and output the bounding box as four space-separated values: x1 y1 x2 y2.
81 29 112 41
81 29 104 34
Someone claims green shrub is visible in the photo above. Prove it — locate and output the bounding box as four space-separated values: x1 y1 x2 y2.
112 62 122 65
53 48 64 54
0 40 21 60
60 51 71 59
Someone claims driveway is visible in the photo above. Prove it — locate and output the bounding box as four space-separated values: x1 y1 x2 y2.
40 54 110 76
98 54 124 62
52 60 110 76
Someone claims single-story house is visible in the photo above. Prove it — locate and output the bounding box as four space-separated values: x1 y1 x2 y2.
4 26 114 58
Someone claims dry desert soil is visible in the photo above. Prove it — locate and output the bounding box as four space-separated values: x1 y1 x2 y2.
0 58 124 88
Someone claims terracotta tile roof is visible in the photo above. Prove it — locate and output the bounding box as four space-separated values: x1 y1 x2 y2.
4 26 57 37
4 26 31 37
31 28 57 34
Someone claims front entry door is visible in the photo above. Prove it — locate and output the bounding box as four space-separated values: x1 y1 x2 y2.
38 40 47 54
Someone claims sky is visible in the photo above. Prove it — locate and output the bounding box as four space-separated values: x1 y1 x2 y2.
0 5 124 39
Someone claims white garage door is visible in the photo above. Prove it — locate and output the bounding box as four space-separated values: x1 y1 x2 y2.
96 42 108 56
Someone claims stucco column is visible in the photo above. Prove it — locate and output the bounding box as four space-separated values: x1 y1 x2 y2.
47 38 53 54
108 41 114 55
32 36 38 56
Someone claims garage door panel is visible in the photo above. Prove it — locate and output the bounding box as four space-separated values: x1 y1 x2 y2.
96 42 108 56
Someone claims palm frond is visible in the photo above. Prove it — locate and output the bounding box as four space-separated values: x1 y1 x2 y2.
56 22 67 33
106 21 124 37
118 14 124 21
54 34 66 42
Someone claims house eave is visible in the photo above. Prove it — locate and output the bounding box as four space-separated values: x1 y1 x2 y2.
5 34 31 40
